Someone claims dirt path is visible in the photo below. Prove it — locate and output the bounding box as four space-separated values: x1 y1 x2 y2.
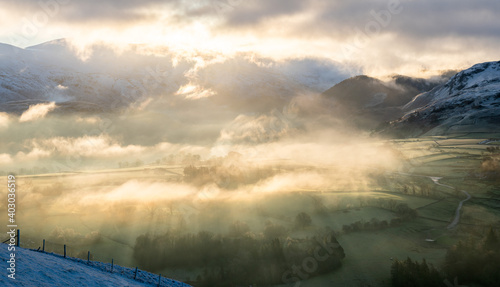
429 177 472 229
397 172 472 229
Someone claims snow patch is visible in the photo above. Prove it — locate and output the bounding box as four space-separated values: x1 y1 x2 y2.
0 245 191 287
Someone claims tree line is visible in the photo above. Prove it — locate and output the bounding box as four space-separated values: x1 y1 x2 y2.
391 228 500 286
342 203 417 233
133 226 344 286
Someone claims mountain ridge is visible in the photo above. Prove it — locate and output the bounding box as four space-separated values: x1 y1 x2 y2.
0 39 348 115
1 39 499 138
320 74 448 129
378 60 500 137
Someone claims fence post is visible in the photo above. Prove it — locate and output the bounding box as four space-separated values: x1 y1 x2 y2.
87 251 90 263
111 259 114 272
158 274 161 287
42 239 45 252
16 229 20 247
64 245 66 258
134 267 138 280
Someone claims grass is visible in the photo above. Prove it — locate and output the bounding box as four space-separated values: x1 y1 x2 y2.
279 223 448 287
286 136 500 286
7 136 500 286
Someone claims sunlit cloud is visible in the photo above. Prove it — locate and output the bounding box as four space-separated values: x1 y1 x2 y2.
80 180 197 205
19 102 57 122
15 148 52 161
1 0 498 77
75 116 100 124
217 112 295 146
176 83 216 100
28 135 145 158
0 112 10 128
0 153 13 164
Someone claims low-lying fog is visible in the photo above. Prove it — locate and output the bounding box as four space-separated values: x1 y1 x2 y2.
0 47 416 285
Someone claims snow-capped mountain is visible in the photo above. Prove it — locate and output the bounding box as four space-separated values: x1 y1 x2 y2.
321 74 446 129
3 39 497 138
380 61 500 137
0 39 351 115
0 39 182 114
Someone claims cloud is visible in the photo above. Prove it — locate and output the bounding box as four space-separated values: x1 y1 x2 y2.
28 135 145 158
80 180 197 205
176 83 216 99
4 131 210 168
275 58 362 91
203 0 500 76
213 0 500 39
217 111 297 146
0 153 13 164
1 0 171 23
15 148 51 161
0 112 10 128
19 102 57 122
2 0 498 76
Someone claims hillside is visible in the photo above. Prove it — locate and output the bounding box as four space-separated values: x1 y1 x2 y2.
0 245 191 287
0 39 347 115
321 75 445 129
379 61 500 137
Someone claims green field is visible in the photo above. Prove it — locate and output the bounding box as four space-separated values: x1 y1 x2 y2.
2 136 500 286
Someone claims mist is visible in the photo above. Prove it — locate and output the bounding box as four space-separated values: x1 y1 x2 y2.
0 42 414 286
0 92 405 281
1 0 499 285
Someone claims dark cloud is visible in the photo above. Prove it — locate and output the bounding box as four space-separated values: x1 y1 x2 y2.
1 0 499 82
222 0 307 26
154 0 492 40
4 0 500 47
396 1 500 38
3 0 177 23
212 0 500 40
4 0 500 40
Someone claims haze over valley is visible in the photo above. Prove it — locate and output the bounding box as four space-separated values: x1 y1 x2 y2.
1 1 500 286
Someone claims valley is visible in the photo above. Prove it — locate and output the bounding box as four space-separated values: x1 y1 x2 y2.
6 134 500 286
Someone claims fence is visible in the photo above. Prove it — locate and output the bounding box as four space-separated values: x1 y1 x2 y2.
1 229 192 287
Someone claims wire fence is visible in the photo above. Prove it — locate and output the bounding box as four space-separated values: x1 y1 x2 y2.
2 230 192 287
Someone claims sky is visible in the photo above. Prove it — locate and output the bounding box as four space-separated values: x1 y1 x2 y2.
1 0 499 77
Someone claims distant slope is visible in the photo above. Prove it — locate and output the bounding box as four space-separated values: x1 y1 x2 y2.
0 39 178 114
379 61 500 137
0 39 350 115
0 245 190 287
321 75 444 129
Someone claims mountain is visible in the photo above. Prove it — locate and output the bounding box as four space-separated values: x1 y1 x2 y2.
0 39 180 114
321 75 445 129
5 39 496 138
379 61 500 137
0 39 351 115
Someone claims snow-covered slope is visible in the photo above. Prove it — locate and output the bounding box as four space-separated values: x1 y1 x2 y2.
0 39 351 115
320 75 445 129
380 61 500 137
0 245 191 287
0 39 181 114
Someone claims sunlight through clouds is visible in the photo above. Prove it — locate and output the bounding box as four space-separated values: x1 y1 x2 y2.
1 0 499 77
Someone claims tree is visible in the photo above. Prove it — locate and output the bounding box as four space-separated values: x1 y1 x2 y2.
444 233 500 286
391 257 442 287
342 224 352 233
294 212 312 229
228 221 250 237
484 227 499 251
264 223 287 240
